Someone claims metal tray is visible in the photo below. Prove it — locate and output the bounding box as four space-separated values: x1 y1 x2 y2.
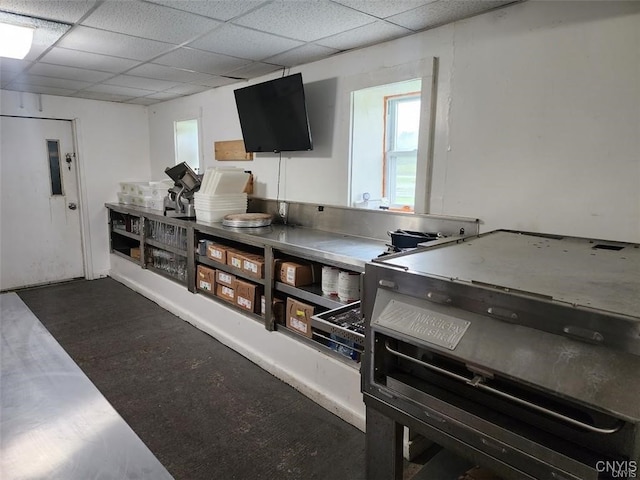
311 301 365 346
222 213 272 228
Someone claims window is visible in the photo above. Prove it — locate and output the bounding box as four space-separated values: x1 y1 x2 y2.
350 79 422 210
46 139 63 195
384 94 421 208
174 118 200 173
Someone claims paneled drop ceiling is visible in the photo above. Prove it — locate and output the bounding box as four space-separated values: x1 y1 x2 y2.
0 0 518 105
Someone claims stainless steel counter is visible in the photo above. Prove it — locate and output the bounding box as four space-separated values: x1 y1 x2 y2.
0 293 173 480
197 222 388 270
107 203 389 270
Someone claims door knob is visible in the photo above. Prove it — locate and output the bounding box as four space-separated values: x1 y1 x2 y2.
68 202 77 210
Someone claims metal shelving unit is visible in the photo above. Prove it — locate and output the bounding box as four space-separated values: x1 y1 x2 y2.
107 204 376 366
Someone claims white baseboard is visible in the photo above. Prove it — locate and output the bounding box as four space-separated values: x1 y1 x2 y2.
109 254 366 432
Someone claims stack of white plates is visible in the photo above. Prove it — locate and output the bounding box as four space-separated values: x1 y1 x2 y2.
194 168 251 222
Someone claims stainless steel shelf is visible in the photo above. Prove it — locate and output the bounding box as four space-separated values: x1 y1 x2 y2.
276 324 361 368
145 239 188 257
196 287 264 323
274 281 347 310
196 255 265 286
145 265 187 285
111 229 141 241
111 249 140 264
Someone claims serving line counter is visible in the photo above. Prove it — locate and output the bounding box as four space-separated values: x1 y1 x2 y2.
106 201 479 430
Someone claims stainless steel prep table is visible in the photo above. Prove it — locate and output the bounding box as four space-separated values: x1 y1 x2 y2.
0 293 173 480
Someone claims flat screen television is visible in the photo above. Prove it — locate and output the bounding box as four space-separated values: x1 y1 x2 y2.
234 73 313 153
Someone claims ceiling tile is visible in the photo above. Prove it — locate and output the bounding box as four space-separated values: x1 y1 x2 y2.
145 0 269 21
40 48 140 72
152 47 250 75
225 62 283 79
10 74 91 91
27 63 114 83
331 0 434 19
0 0 97 23
190 76 240 88
0 58 32 76
387 0 512 31
81 1 222 44
316 20 413 50
264 44 339 68
233 0 376 42
126 63 216 83
4 83 78 96
57 26 176 61
145 91 183 100
126 96 161 106
73 91 135 102
103 74 179 92
188 24 304 61
162 83 210 95
82 83 155 97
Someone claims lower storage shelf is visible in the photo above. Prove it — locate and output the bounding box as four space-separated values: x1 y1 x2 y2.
277 324 362 368
196 287 264 324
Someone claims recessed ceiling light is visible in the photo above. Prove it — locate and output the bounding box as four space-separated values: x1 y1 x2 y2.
0 22 35 59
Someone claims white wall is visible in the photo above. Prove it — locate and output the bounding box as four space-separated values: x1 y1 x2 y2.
0 91 151 278
148 1 640 243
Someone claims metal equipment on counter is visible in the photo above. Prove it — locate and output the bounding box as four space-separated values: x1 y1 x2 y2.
163 162 201 218
362 230 640 480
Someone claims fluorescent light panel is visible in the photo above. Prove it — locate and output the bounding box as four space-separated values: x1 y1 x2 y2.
0 22 35 59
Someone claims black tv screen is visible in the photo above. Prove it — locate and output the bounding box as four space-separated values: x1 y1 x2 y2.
234 73 313 153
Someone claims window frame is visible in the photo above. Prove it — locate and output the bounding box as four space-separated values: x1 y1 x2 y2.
383 92 421 210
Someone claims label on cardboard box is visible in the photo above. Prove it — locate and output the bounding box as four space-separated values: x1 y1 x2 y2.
244 259 258 274
207 244 226 262
286 298 314 337
289 316 308 334
197 265 215 292
231 256 242 269
221 286 233 297
237 296 252 309
286 266 296 284
217 271 233 286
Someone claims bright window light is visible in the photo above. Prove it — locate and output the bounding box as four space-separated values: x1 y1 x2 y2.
0 22 34 59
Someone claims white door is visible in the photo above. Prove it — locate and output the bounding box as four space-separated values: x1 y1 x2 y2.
0 116 84 291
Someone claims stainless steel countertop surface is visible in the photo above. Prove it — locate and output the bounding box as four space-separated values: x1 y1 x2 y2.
0 293 174 480
379 230 640 318
198 223 388 268
106 203 388 269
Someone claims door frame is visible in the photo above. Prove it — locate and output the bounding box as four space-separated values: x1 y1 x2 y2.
1 114 92 281
72 118 93 280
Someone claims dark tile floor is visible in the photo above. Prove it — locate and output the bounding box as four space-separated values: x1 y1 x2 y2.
18 278 366 480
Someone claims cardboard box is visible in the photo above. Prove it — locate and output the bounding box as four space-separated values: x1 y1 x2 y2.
234 279 262 313
286 298 315 338
206 243 228 263
261 295 285 323
130 247 141 260
227 249 244 270
216 283 235 303
242 254 265 279
216 270 235 288
196 265 215 292
278 261 318 287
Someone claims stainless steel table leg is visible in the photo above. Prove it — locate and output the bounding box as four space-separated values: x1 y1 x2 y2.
366 405 404 480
